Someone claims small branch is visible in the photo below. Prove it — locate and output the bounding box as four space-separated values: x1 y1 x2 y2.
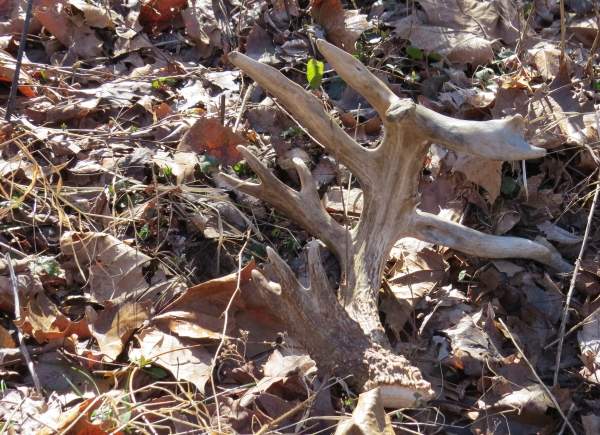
6 253 42 396
498 319 576 435
227 52 372 183
220 147 347 260
553 173 599 386
411 211 574 273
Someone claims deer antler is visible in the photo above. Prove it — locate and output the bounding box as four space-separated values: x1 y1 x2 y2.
221 40 573 407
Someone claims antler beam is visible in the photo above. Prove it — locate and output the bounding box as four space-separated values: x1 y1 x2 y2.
222 39 573 407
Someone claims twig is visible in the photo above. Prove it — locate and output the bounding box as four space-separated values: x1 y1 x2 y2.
255 374 330 435
559 0 566 66
553 171 600 387
587 1 600 77
5 253 42 396
498 319 576 435
233 82 255 133
4 0 35 121
129 367 159 435
220 94 226 126
210 229 251 432
545 307 600 349
558 403 576 435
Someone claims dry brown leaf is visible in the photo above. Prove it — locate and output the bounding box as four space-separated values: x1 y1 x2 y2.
0 273 43 312
582 414 600 435
0 324 15 348
130 326 213 393
152 151 198 185
272 0 299 21
182 0 222 58
60 232 180 304
444 313 502 375
0 50 38 98
578 309 600 384
453 152 502 203
245 23 279 64
383 241 448 333
68 0 116 29
36 0 104 57
14 292 91 343
322 187 364 214
178 117 246 166
91 299 152 361
140 0 187 33
311 0 370 54
528 63 596 149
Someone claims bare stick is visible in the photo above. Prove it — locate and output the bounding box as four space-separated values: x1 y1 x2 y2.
6 253 42 395
499 319 576 435
545 307 600 349
553 173 600 386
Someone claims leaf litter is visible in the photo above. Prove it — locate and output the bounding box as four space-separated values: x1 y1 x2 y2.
0 0 598 433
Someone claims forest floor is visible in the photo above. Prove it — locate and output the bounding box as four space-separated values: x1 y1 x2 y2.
0 0 599 433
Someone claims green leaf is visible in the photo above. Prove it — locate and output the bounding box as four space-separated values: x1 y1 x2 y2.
497 48 515 59
233 162 244 173
458 270 468 281
427 51 442 62
306 58 324 89
139 224 149 240
281 126 303 139
199 154 220 173
145 366 168 379
475 68 494 81
327 78 347 100
501 176 518 195
406 45 424 60
152 77 176 89
592 79 600 91
29 256 61 277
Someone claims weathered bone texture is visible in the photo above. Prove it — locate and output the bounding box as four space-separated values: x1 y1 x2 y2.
221 40 573 407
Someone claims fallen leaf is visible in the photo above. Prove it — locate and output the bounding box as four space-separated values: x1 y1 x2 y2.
311 0 371 54
528 63 596 149
182 0 221 58
91 299 152 361
453 152 502 203
322 187 364 214
0 324 15 348
178 117 246 166
36 0 104 57
582 414 600 435
578 308 600 384
14 292 91 343
536 221 583 245
61 232 179 304
245 23 279 64
443 313 502 375
139 0 187 33
130 326 213 393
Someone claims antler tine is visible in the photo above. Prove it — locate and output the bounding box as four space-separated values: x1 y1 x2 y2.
227 52 371 183
411 211 574 273
386 100 547 161
316 39 396 119
219 146 347 260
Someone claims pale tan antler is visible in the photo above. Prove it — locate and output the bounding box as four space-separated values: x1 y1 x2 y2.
221 39 573 407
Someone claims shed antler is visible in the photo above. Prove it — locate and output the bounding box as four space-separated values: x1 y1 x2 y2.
221 40 573 407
